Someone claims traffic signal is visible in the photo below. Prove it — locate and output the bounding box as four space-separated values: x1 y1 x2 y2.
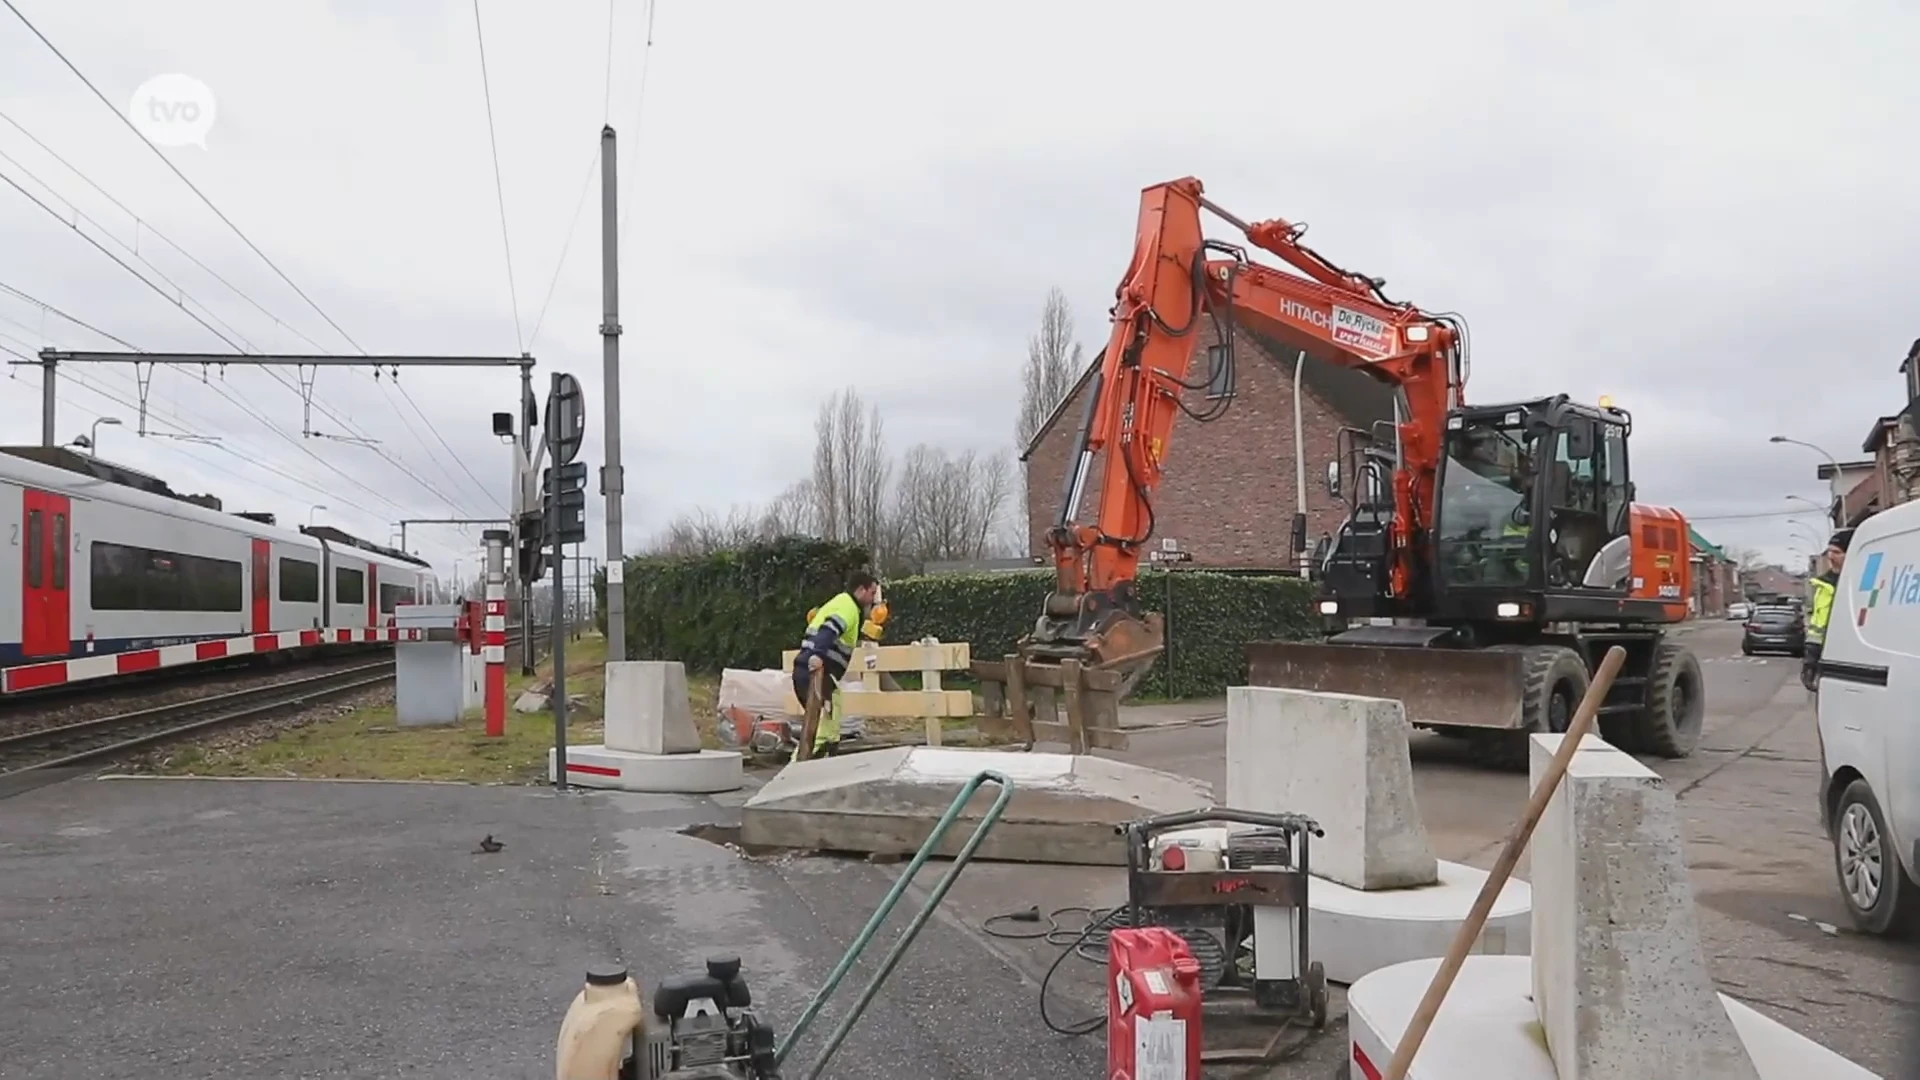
543 461 588 546
517 509 546 583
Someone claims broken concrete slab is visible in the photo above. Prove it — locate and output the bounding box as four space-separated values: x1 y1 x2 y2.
1530 733 1759 1079
1225 685 1438 891
1349 955 1876 1080
604 661 700 756
740 747 1214 866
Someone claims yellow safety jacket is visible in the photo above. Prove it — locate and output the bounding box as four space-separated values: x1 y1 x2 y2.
800 591 861 671
1808 572 1838 646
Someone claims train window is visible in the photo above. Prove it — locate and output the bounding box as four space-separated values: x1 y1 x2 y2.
378 582 416 613
24 509 42 589
335 567 365 605
88 541 244 612
279 557 320 603
52 513 68 590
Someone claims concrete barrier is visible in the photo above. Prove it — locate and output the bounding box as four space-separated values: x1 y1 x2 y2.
548 745 744 793
1530 733 1757 1078
604 660 701 755
1349 955 1878 1080
1226 685 1438 890
739 747 1213 865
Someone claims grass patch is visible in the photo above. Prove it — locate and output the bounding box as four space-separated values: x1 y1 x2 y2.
149 633 721 784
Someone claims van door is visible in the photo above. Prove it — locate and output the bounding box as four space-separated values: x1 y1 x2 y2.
20 488 72 659
250 538 272 634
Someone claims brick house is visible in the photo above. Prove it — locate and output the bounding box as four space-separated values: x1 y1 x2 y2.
1019 318 1395 568
1857 339 1920 516
1687 528 1739 618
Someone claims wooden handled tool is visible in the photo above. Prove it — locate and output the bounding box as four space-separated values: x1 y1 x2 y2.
795 665 826 762
1378 644 1626 1080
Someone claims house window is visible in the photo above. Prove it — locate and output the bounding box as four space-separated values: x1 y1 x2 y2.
1204 343 1232 399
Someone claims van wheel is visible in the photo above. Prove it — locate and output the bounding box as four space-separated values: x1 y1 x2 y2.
1634 639 1704 759
1834 780 1920 936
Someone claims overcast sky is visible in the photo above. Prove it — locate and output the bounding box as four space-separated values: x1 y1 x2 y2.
1 0 1913 576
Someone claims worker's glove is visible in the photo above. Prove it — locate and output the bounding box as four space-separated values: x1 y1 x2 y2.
860 618 885 641
808 654 823 672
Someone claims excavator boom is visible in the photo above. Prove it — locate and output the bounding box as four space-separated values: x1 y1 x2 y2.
1026 177 1460 687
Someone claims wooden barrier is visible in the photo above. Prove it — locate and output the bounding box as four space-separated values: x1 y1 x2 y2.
781 639 972 746
970 654 1129 753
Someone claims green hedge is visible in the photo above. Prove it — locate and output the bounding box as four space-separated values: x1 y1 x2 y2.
595 537 872 671
883 569 1317 699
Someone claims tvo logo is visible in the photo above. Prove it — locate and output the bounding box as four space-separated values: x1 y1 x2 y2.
127 74 217 149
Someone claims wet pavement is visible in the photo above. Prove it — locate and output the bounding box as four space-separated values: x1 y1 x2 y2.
1 619 1911 1078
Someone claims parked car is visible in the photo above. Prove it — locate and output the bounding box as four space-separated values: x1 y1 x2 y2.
1742 605 1806 657
1816 496 1918 935
1726 601 1753 621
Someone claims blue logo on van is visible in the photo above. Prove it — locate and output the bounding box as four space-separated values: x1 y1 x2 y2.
1861 551 1917 618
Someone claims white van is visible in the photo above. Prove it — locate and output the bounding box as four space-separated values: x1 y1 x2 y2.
1817 497 1920 935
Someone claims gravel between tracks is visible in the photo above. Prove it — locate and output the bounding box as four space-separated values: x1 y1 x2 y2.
110 682 398 776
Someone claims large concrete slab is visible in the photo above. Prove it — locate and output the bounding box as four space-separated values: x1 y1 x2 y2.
740 747 1214 866
1349 956 1877 1080
604 660 700 755
1225 685 1438 890
1530 733 1760 1078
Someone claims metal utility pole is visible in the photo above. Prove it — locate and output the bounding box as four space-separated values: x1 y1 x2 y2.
39 353 56 446
521 358 537 676
599 124 627 664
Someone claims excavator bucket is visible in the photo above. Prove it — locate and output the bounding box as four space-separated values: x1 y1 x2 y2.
1021 611 1166 701
1243 640 1530 730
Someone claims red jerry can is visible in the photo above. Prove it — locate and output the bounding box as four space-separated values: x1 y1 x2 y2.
1107 926 1203 1080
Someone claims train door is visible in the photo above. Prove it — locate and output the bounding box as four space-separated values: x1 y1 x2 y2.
20 488 71 658
250 538 272 634
366 564 379 629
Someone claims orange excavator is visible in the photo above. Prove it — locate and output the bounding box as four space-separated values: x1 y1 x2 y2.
1021 177 1706 767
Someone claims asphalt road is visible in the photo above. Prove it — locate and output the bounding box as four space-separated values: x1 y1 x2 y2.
2 619 1912 1079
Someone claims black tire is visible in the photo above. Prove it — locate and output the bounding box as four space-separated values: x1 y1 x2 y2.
1741 643 1754 656
1832 779 1920 937
1472 646 1588 771
1635 638 1705 758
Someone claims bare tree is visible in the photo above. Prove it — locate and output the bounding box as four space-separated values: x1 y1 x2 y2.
759 478 817 538
889 444 1015 569
809 387 892 555
1016 287 1086 451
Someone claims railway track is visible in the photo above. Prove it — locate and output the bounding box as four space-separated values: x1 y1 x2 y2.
0 660 398 779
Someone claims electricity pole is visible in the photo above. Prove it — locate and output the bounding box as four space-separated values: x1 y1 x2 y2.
600 124 627 664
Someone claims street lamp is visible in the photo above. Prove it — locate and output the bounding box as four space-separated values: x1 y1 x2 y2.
308 503 327 527
68 416 122 457
1784 494 1827 512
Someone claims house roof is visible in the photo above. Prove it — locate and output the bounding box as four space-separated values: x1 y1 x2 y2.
1816 459 1876 480
1017 320 1399 462
1863 415 1900 454
1688 527 1725 560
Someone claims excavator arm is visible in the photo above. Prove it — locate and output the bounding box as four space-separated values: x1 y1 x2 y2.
1026 177 1464 684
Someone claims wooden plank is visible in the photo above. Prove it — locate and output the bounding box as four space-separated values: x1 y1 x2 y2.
1061 658 1088 754
1004 652 1033 745
971 659 1008 683
1086 688 1122 736
1015 661 1125 693
1028 720 1130 752
782 688 975 718
923 664 943 746
979 678 1005 718
781 641 970 675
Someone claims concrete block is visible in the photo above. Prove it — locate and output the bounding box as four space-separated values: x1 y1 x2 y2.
1225 685 1438 890
1348 955 1877 1080
1529 733 1760 1079
740 747 1213 865
549 745 743 794
1310 859 1530 985
604 661 700 756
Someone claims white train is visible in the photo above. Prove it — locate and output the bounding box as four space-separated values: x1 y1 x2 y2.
1 446 431 668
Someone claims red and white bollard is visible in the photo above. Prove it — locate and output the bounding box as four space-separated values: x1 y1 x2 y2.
482 529 510 738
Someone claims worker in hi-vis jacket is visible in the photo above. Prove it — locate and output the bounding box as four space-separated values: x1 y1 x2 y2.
791 571 883 760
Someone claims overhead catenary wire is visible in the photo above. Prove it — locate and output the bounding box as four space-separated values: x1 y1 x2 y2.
0 0 366 354
471 0 525 353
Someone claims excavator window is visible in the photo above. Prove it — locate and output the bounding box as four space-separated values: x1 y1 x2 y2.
1435 419 1543 589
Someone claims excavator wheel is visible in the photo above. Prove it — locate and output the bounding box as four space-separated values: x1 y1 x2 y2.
1631 637 1706 759
1469 645 1589 771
